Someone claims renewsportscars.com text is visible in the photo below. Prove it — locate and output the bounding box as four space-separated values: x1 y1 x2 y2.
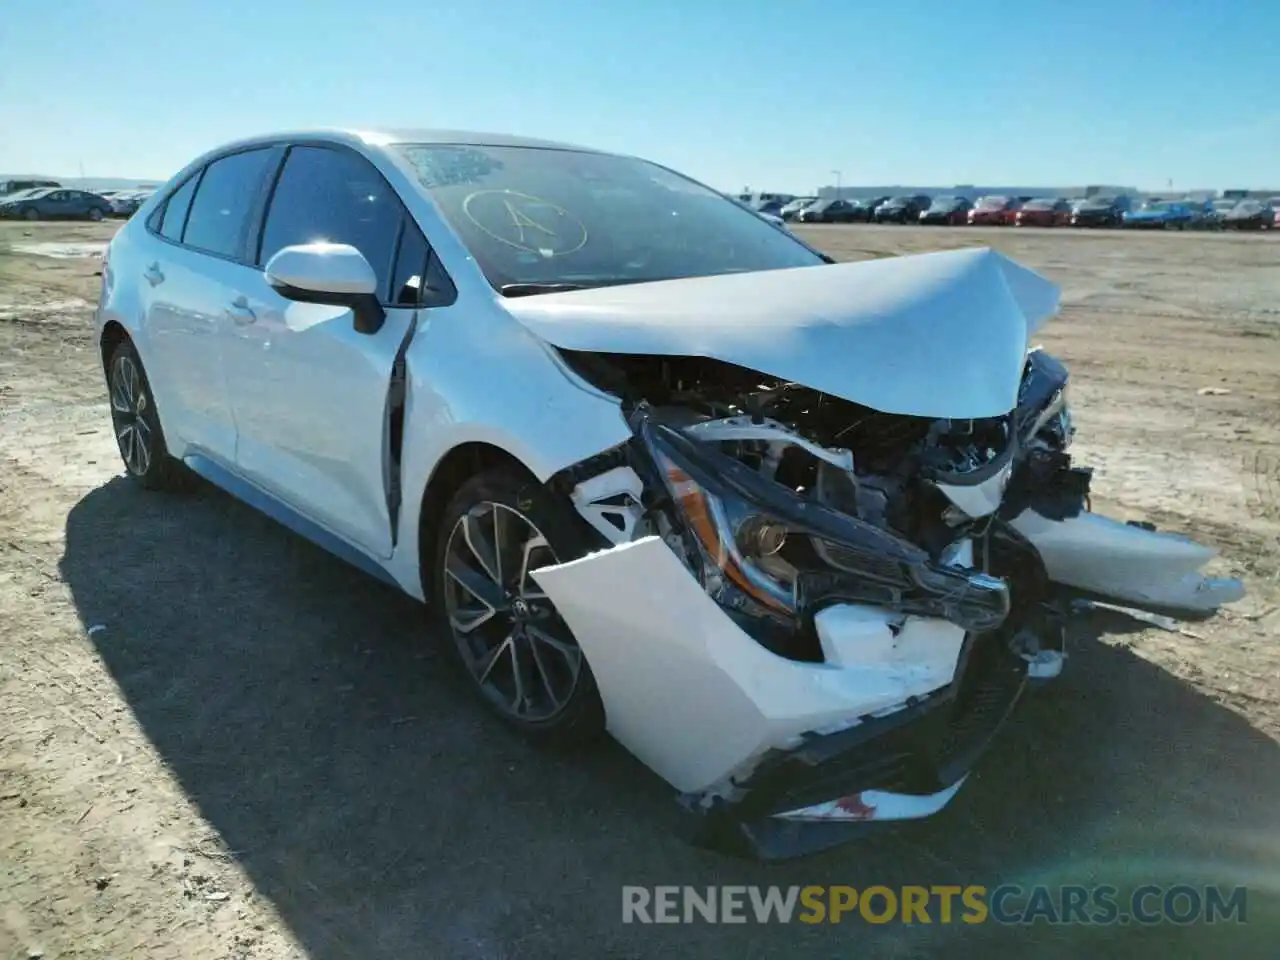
621 884 1248 925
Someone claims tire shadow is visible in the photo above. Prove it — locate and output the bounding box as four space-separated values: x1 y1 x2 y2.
63 477 1280 959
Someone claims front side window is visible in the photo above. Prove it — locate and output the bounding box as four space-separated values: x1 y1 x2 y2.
183 148 275 259
258 145 401 297
393 143 823 292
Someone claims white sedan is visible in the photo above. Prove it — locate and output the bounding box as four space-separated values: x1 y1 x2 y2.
95 129 1243 858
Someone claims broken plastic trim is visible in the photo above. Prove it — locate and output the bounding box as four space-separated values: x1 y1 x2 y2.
632 406 1012 634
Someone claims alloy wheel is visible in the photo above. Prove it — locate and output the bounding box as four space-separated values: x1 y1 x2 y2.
109 354 153 476
442 502 583 722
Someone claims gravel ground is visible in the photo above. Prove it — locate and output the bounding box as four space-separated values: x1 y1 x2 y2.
1 220 1278 959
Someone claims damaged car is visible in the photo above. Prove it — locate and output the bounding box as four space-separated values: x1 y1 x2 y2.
96 129 1245 860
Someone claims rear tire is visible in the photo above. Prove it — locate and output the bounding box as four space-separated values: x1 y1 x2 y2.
432 467 606 742
106 339 188 491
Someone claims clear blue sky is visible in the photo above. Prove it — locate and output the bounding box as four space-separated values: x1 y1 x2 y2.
2 0 1276 191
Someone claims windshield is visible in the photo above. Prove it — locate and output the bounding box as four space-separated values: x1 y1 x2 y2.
930 196 959 208
1232 201 1264 214
975 196 1010 210
394 144 823 291
1141 201 1177 212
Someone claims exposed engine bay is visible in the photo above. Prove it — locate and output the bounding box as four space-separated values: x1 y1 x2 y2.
554 346 1088 666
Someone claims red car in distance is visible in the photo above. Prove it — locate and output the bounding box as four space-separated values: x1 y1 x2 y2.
967 195 1022 226
1015 198 1073 227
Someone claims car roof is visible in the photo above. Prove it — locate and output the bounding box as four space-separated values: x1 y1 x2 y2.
208 127 609 157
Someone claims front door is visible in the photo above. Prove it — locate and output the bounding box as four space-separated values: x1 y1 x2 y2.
221 143 430 559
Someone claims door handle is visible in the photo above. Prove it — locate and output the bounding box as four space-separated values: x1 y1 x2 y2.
227 297 257 325
144 262 165 286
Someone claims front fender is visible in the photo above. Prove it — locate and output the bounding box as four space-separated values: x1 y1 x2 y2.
386 302 631 598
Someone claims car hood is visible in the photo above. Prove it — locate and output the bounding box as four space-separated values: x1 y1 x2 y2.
502 247 1060 419
1126 209 1166 218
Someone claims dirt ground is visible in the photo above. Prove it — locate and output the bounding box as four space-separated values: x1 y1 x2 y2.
1 219 1277 959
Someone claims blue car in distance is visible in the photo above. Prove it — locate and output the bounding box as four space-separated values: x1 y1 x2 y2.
1121 199 1201 230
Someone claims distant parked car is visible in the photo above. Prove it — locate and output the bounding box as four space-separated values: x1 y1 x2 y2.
873 194 931 223
1015 198 1073 227
0 178 61 196
779 197 818 221
99 190 153 218
1070 196 1130 227
967 196 1021 226
1220 200 1273 231
796 198 864 223
1122 200 1197 230
0 187 113 221
1200 199 1237 230
845 196 889 222
751 199 787 216
918 195 971 225
1266 197 1280 227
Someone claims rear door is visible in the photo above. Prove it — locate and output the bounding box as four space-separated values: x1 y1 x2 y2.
139 147 279 463
223 143 440 558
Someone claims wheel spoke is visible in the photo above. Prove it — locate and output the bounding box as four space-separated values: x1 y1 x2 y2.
120 360 137 409
110 378 131 412
508 635 532 712
474 632 514 686
526 632 559 707
445 554 505 612
118 424 135 471
133 419 152 474
460 510 501 585
526 624 582 673
517 533 550 595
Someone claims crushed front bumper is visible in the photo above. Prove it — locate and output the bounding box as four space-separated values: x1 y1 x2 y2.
530 535 1032 859
689 626 1028 858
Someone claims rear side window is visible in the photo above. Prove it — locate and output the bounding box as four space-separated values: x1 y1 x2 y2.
258 145 400 297
160 175 199 241
183 148 275 259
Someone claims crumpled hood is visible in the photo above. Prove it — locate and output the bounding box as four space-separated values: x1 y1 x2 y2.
503 247 1061 418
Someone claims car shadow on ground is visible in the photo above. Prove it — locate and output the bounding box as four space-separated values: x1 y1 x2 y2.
62 477 1279 959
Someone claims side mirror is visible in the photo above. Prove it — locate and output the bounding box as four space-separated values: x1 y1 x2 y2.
264 242 386 335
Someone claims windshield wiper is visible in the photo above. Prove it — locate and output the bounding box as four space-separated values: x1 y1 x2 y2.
499 282 590 297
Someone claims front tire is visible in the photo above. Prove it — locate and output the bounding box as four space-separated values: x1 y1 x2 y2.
107 340 187 491
88 207 105 222
432 467 605 742
21 207 37 221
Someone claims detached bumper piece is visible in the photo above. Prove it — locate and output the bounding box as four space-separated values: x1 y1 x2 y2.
685 631 1027 860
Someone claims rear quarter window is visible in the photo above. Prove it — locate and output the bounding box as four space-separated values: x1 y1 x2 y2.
158 175 200 242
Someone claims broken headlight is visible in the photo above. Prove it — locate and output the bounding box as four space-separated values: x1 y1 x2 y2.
632 407 1011 633
655 447 801 614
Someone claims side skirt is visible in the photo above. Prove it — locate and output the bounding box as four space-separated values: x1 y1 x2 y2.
184 453 402 590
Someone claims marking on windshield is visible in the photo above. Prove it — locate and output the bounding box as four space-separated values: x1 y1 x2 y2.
461 189 588 257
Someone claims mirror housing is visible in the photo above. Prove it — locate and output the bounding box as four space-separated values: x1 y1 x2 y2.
264 242 386 334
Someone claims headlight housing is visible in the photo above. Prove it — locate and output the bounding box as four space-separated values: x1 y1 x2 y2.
631 407 1011 634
